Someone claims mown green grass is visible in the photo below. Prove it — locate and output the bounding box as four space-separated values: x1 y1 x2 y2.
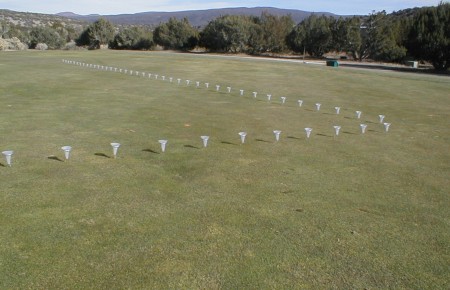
0 50 449 289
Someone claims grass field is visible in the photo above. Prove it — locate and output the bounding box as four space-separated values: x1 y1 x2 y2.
0 50 449 289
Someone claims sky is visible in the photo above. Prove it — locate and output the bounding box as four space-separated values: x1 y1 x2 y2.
0 0 444 16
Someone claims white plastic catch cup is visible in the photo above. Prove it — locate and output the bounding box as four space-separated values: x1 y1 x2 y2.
281 97 286 104
216 85 220 91
298 100 303 107
267 94 272 101
379 115 385 123
333 126 341 136
273 130 281 141
240 89 244 96
335 106 340 114
315 103 321 111
110 143 121 158
61 146 72 160
186 80 190 85
158 140 168 153
356 111 362 119
196 81 200 87
253 92 257 98
360 124 367 134
305 128 313 138
177 78 181 84
205 83 209 88
227 87 231 93
383 122 391 132
238 132 247 144
2 150 13 167
201 136 210 148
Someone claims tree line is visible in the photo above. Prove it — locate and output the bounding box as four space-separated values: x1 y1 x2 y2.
1 3 448 70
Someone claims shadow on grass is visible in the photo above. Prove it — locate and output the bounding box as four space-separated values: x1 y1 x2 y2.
368 129 381 133
95 152 111 158
343 131 357 135
287 136 301 140
365 120 376 124
304 108 314 112
142 149 160 154
322 112 333 115
221 141 237 145
184 144 200 149
316 133 333 138
48 155 64 162
255 138 271 143
0 162 5 167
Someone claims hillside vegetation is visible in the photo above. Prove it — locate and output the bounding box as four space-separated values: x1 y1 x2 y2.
1 4 449 70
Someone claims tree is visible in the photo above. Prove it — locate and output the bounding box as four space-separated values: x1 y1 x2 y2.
287 15 333 57
153 18 198 51
29 27 65 49
76 18 115 49
200 15 254 53
407 2 450 70
256 12 294 53
110 26 154 50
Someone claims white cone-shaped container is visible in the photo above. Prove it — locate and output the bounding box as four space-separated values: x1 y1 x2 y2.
273 130 281 141
186 80 190 85
298 100 303 107
148 73 152 78
158 140 168 153
2 150 13 167
196 81 200 87
155 74 159 80
335 106 341 114
216 85 220 91
142 72 145 76
240 89 244 96
379 115 385 123
110 142 121 158
305 128 313 138
201 136 209 148
162 76 165 81
333 126 341 136
205 83 209 88
267 94 272 101
124 69 128 74
130 70 133 75
227 87 231 93
360 124 367 134
315 103 321 111
177 78 181 84
136 71 139 76
356 111 362 119
61 146 72 160
253 92 257 98
383 122 391 132
169 77 173 82
281 97 286 104
238 132 247 144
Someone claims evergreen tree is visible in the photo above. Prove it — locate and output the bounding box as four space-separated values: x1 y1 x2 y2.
153 18 198 51
407 2 450 70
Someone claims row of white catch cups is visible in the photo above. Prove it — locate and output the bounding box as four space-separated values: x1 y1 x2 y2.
2 120 391 167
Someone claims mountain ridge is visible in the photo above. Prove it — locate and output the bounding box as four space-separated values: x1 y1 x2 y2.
55 7 343 27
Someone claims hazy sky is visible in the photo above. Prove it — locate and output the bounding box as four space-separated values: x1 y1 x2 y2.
0 0 443 15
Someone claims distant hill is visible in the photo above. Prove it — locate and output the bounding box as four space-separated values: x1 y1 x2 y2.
56 7 341 27
0 9 85 28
